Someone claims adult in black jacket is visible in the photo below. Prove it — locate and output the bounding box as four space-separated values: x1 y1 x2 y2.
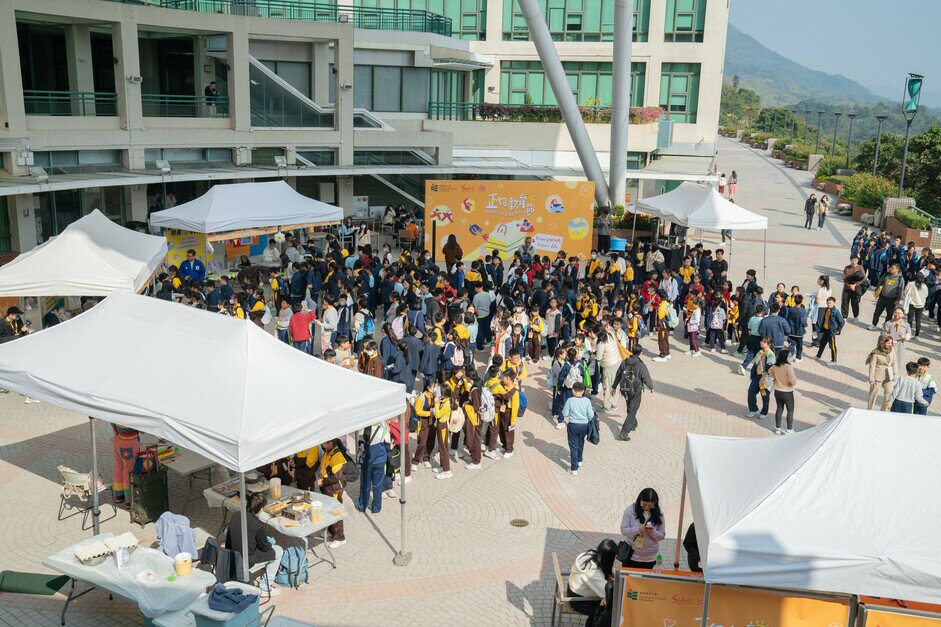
225 492 283 594
803 194 817 229
735 289 755 355
611 346 654 441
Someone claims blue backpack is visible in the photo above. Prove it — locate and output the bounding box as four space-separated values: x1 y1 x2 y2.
518 390 528 416
274 545 308 587
638 317 649 338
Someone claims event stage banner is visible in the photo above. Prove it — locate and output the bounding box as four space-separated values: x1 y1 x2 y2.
424 180 595 262
619 573 850 626
865 609 941 626
165 229 208 267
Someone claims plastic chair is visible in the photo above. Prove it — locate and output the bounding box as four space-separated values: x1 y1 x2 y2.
57 465 116 530
550 551 582 627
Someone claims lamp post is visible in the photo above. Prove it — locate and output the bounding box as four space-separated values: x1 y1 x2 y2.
830 112 842 157
804 109 811 143
845 112 857 169
792 109 799 137
899 73 924 197
872 114 888 176
815 110 825 153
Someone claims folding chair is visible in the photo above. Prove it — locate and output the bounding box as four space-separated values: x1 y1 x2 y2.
550 551 583 627
57 465 117 530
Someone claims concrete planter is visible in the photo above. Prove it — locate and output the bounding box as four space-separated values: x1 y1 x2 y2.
611 228 652 241
791 160 807 170
886 216 932 248
824 181 844 196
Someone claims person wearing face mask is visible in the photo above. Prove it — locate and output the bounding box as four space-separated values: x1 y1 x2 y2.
358 340 384 378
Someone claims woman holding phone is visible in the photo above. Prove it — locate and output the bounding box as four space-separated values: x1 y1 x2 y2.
620 487 666 568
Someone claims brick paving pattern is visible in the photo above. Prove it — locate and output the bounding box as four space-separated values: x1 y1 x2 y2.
0 137 935 625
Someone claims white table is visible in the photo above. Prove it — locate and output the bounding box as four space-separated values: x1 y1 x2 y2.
44 532 215 623
203 484 344 575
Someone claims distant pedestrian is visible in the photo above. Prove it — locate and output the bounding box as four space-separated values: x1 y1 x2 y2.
562 383 593 475
612 346 654 441
865 334 896 410
803 194 817 229
728 171 738 200
885 361 927 413
816 195 830 230
768 350 797 435
718 172 727 196
882 307 911 370
815 297 844 365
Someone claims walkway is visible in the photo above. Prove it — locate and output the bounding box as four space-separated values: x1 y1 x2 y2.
0 137 934 626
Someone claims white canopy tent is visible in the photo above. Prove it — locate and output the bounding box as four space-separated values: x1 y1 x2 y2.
0 291 407 578
149 180 343 236
633 182 769 280
681 408 941 609
0 210 167 296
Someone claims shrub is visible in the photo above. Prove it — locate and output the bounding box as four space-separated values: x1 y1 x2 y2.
613 212 653 232
841 173 896 209
720 124 738 136
785 144 814 161
816 156 844 179
894 207 932 230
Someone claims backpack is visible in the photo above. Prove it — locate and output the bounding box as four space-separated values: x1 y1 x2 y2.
391 313 408 340
637 317 649 338
517 390 528 416
479 387 496 423
447 406 466 433
666 307 679 329
276 276 290 297
275 545 309 587
563 362 583 388
356 315 375 342
619 361 641 396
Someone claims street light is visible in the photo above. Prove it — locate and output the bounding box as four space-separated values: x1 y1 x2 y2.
899 73 924 197
873 114 888 175
830 112 842 157
815 111 825 153
845 112 857 169
804 109 811 143
792 109 799 137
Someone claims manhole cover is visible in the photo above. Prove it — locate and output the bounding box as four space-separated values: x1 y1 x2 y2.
510 519 529 528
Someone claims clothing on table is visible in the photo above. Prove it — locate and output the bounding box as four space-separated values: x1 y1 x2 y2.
155 512 197 558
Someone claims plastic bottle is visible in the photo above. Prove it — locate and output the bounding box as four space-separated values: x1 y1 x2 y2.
655 552 663 572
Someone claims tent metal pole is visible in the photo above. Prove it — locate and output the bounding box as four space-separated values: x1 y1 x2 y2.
673 472 687 569
393 408 412 566
90 417 100 536
239 472 250 583
630 211 637 241
763 231 768 284
700 582 711 625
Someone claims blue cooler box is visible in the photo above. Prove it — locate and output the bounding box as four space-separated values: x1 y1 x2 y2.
191 582 261 627
609 237 627 251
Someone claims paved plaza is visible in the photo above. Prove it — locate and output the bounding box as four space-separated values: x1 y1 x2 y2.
0 137 934 626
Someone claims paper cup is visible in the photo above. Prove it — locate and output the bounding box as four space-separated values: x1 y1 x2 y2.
174 552 192 577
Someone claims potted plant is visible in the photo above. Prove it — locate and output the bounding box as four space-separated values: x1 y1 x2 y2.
887 207 933 247
841 173 896 223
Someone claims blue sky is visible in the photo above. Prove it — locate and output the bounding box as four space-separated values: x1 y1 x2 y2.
729 0 941 105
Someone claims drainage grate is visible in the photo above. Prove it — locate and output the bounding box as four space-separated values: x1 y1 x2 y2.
510 518 530 528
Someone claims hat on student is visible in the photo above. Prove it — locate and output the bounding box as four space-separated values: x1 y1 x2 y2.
5 306 23 316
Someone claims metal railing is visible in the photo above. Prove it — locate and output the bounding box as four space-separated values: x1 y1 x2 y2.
23 90 117 116
141 94 230 118
427 101 612 123
157 0 452 36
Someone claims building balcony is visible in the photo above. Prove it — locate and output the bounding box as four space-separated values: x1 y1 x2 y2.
427 101 665 125
141 94 230 118
152 0 453 37
23 90 118 117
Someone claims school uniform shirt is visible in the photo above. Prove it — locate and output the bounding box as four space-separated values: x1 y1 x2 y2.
562 396 593 424
888 377 926 406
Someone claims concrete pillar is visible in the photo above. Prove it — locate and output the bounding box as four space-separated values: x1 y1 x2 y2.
125 148 146 171
0 2 26 133
484 0 502 44
312 42 331 105
228 26 251 131
8 194 39 253
113 19 144 130
608 0 634 208
65 25 96 115
333 29 355 166
337 176 354 216
128 185 148 222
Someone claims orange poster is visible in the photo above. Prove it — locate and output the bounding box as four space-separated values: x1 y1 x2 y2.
619 574 850 626
424 180 595 262
865 609 941 627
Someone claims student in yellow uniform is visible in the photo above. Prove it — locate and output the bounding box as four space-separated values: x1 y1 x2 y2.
483 365 504 459
431 381 454 479
411 381 437 469
586 251 603 279
527 307 544 362
318 439 347 547
498 369 521 458
501 349 529 382
457 370 483 468
464 261 484 290
294 446 320 490
626 308 640 350
727 296 740 344
678 257 696 285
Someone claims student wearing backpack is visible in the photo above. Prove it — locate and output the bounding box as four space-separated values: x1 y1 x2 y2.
562 382 593 475
612 345 654 441
418 334 442 386
482 365 504 459
555 347 582 429
653 290 672 362
548 348 568 424
457 370 484 468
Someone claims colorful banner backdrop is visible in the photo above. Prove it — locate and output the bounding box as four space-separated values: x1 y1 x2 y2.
165 229 208 268
618 573 849 626
424 180 595 262
865 609 941 627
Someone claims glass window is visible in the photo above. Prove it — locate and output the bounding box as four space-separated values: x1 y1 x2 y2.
373 67 402 112
83 187 125 225
659 63 700 123
499 61 645 108
354 65 373 110
503 0 649 42
0 198 10 253
259 60 312 99
402 68 430 112
664 0 706 42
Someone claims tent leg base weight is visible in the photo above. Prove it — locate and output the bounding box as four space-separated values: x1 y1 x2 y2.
393 552 412 567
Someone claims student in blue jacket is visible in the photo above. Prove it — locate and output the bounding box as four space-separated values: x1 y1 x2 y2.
757 303 791 353
815 297 844 365
418 334 442 384
785 294 808 362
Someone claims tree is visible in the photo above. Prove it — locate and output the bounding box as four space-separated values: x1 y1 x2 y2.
719 83 761 127
907 126 941 216
853 132 904 182
732 74 740 89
